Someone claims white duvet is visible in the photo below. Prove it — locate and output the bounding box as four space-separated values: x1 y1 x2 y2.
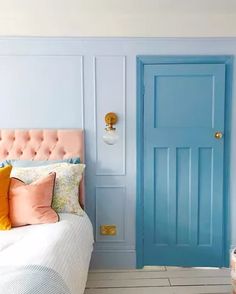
0 213 94 294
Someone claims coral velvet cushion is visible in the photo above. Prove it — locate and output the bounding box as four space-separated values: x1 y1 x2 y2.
0 165 12 230
9 172 59 227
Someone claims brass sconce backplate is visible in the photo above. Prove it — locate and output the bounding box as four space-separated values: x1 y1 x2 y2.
105 112 118 125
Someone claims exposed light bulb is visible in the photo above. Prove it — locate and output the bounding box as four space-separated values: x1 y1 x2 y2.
103 129 119 145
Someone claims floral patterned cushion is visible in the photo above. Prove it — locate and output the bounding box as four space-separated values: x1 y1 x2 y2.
11 163 85 215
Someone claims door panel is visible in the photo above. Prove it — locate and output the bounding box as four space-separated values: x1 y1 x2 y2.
154 147 169 245
176 147 190 246
143 63 225 267
198 147 213 246
154 75 214 128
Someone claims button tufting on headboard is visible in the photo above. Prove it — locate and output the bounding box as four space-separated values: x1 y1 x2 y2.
0 129 84 161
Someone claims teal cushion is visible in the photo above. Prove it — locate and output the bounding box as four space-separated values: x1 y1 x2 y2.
0 157 80 168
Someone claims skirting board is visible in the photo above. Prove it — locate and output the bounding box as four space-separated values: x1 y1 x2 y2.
90 250 136 269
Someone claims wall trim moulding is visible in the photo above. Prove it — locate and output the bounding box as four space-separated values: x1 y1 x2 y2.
93 55 126 176
0 54 84 129
0 54 85 129
95 185 126 243
80 56 85 129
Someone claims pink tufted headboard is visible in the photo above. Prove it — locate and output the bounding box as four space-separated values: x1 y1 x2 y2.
0 129 85 207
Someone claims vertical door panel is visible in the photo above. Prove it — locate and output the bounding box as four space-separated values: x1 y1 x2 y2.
154 148 169 245
198 148 213 246
176 148 191 245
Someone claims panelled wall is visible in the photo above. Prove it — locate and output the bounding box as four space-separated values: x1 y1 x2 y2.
0 38 236 268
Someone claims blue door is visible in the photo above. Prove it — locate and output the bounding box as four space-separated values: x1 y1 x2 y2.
143 63 226 267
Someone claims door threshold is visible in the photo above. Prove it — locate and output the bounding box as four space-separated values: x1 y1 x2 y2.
143 266 166 271
143 266 224 271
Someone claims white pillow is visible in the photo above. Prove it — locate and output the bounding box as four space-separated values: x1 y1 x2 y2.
11 162 85 215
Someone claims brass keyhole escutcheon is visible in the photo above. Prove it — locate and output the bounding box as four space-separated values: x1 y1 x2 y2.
215 131 223 139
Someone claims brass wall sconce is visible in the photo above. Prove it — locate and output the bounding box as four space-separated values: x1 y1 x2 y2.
102 112 119 145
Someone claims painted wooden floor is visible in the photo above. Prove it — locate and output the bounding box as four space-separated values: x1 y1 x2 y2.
86 267 232 294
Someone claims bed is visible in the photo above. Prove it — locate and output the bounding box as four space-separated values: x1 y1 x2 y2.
0 129 93 294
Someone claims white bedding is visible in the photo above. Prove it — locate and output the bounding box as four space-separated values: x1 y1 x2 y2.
0 213 94 294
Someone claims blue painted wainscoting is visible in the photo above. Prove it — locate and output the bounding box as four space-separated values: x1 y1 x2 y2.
0 37 235 268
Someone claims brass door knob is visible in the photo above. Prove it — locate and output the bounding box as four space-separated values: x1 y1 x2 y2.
215 131 223 139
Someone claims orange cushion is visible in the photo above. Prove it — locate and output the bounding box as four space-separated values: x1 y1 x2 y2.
9 172 59 227
0 165 12 230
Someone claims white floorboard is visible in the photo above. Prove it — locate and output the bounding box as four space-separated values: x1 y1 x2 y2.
170 276 230 286
87 278 169 288
85 286 232 294
88 268 230 281
86 267 232 294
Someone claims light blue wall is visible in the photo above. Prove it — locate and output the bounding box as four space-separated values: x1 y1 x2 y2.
0 37 235 268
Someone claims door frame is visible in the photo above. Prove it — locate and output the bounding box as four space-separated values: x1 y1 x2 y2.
136 55 233 269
